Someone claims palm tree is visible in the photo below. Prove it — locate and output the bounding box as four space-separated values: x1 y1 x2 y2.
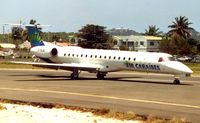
145 25 161 36
168 16 193 39
30 19 37 24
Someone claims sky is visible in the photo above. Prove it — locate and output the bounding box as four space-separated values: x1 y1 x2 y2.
0 0 199 33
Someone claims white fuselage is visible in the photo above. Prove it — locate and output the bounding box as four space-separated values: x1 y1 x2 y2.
31 43 193 76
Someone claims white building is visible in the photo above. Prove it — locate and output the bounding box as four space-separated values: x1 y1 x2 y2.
114 35 162 52
0 43 16 50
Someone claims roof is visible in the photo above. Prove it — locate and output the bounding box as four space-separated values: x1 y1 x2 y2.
144 36 162 41
114 35 163 42
0 43 16 49
114 35 146 42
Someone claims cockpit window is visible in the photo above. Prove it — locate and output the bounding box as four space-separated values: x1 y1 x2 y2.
168 57 176 61
158 57 164 62
158 56 176 62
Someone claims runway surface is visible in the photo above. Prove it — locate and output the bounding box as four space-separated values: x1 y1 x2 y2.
0 69 199 122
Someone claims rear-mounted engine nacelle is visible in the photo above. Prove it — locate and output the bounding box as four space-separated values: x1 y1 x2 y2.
30 46 58 58
51 48 58 56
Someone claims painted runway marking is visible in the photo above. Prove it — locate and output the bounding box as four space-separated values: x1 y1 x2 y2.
0 87 199 109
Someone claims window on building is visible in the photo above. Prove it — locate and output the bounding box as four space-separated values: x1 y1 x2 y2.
140 41 144 46
150 42 154 46
128 57 131 61
129 42 134 47
135 42 138 47
109 56 111 59
104 56 106 59
123 57 126 60
118 57 121 60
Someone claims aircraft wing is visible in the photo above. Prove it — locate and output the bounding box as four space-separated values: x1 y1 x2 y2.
11 61 102 72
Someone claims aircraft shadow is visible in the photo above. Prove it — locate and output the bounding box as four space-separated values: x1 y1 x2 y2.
14 74 192 86
110 79 192 86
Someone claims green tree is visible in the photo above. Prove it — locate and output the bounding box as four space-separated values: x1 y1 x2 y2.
11 26 24 49
145 25 161 36
168 16 193 39
30 19 37 24
159 35 197 55
11 27 23 40
52 35 60 42
78 24 113 49
160 16 197 55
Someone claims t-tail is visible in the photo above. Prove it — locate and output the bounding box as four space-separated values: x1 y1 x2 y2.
26 26 44 47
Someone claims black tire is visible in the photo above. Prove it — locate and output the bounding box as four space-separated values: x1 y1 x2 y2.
97 73 105 79
173 78 180 85
70 73 78 80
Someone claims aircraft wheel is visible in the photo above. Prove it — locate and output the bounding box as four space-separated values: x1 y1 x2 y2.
70 73 79 80
97 72 105 79
173 78 180 85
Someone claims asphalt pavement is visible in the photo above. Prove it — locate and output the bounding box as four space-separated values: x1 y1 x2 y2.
0 69 199 122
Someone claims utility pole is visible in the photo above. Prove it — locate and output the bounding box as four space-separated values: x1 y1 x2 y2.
2 24 5 43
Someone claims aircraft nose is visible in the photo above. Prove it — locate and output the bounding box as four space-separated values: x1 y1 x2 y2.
165 61 193 75
175 62 193 74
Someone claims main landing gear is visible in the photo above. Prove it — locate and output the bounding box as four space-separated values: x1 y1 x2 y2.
96 72 107 79
70 69 80 80
70 70 107 80
173 78 180 85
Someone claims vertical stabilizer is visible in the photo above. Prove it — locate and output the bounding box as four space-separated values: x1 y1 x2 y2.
26 26 44 47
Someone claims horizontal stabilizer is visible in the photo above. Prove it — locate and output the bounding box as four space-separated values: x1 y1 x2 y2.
3 23 50 28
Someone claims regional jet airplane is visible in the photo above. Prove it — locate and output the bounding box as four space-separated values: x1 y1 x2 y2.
11 24 193 84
